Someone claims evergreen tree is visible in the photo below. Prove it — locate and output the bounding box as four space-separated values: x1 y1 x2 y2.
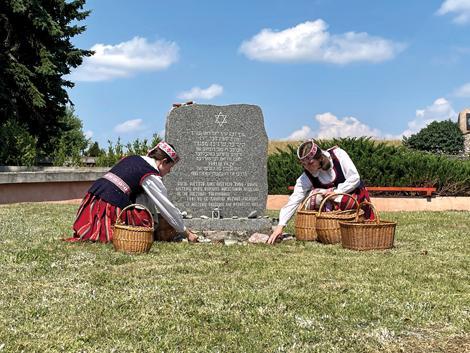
86 141 103 157
0 0 92 160
403 120 464 155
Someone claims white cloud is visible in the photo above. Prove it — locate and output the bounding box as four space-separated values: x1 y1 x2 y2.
114 119 145 134
283 112 380 140
437 0 470 24
239 19 405 64
284 126 313 140
454 82 470 97
84 130 93 139
70 37 179 81
315 112 381 138
401 98 456 137
177 84 224 100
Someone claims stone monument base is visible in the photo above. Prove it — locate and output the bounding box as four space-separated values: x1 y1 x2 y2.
464 134 470 155
183 218 273 238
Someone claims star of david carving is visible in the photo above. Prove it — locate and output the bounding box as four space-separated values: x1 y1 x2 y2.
215 112 227 127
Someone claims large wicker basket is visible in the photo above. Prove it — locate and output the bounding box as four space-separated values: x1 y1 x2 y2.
154 215 177 241
316 193 364 244
112 204 154 254
294 192 322 241
339 201 396 251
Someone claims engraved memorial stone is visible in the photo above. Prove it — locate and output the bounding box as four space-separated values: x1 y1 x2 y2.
165 104 268 221
457 108 470 134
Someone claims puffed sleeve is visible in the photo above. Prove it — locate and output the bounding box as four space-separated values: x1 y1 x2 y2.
278 172 312 226
141 174 186 233
332 148 361 202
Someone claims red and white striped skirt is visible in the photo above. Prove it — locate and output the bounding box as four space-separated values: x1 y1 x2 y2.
66 193 152 243
308 186 375 220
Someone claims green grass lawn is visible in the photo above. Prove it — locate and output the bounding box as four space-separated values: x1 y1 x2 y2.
0 204 468 353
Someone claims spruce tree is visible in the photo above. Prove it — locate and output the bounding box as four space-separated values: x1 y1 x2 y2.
0 0 92 160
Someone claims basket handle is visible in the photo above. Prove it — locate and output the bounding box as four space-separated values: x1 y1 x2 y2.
299 192 324 211
357 201 380 223
115 203 154 226
317 192 360 216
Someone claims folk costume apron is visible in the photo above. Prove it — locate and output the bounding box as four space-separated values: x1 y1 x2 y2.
303 147 374 220
67 156 158 243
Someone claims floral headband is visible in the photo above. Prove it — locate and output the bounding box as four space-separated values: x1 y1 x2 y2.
297 139 318 161
147 141 180 163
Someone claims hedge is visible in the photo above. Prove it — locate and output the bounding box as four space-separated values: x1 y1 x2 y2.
267 137 470 196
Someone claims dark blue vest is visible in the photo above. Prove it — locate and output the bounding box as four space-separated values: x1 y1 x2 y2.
89 155 160 208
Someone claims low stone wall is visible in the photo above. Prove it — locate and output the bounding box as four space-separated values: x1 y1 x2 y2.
267 195 470 212
0 166 109 204
2 167 470 211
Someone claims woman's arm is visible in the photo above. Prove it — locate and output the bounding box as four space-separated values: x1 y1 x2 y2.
333 148 361 195
141 174 187 234
278 173 312 226
267 173 312 244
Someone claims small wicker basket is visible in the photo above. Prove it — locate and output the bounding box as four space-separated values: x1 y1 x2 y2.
112 204 154 254
154 215 177 241
316 193 364 244
339 201 396 251
294 192 322 241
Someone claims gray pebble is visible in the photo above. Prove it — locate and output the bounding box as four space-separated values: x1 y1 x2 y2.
224 239 238 246
247 210 257 218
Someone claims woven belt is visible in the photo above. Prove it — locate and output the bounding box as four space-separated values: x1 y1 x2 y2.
102 172 131 195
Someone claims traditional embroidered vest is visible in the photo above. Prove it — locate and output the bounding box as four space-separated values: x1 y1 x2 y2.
303 147 363 190
88 155 160 208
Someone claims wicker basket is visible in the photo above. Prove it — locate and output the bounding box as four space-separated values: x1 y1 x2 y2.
316 193 364 244
112 204 154 254
154 215 177 241
294 192 322 241
339 201 396 251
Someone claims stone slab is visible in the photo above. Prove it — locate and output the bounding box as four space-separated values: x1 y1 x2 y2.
458 109 470 134
183 217 272 234
0 167 109 184
165 104 268 218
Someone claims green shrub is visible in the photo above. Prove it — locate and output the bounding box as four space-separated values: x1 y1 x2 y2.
95 134 162 167
267 137 470 196
85 142 104 157
403 120 464 155
267 145 303 194
0 119 37 166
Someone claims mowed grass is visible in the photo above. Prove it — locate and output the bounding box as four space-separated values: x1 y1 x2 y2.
0 204 468 353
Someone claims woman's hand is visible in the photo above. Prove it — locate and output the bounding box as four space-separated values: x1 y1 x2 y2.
267 225 284 245
186 230 199 243
323 188 335 197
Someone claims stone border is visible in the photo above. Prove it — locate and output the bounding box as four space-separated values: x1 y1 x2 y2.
267 195 470 212
0 166 109 184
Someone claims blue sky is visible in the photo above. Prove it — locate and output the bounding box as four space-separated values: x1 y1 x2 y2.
68 0 470 146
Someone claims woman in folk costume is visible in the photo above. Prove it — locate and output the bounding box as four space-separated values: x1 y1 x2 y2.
267 139 374 244
68 141 198 243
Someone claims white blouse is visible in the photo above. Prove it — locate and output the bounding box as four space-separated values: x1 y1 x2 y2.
135 156 186 233
278 147 361 226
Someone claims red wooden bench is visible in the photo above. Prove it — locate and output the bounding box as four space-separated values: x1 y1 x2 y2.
287 186 436 197
366 186 436 197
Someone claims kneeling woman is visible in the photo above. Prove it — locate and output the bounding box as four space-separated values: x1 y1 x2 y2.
267 139 374 244
68 141 198 243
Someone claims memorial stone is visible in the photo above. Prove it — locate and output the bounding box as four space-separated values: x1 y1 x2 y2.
165 104 269 226
458 108 470 134
457 109 470 155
